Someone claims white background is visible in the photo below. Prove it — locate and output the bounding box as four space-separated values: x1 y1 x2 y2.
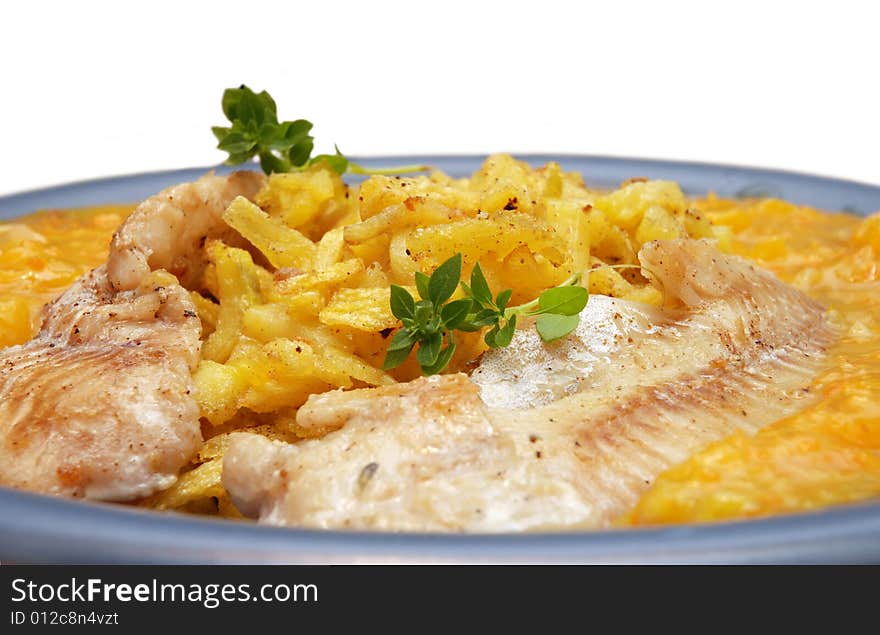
2 0 878 195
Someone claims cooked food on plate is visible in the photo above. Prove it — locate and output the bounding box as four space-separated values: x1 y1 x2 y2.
0 173 261 499
0 86 878 530
224 239 833 530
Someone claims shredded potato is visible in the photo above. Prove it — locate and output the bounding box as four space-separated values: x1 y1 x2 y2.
137 155 732 512
222 196 316 269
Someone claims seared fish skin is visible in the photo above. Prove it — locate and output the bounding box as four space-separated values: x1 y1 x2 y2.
224 239 836 530
0 172 262 500
0 268 200 500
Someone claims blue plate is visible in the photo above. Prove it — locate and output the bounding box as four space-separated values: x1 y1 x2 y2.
1 155 879 564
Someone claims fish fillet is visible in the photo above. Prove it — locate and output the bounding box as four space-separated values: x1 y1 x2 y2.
109 171 264 291
223 239 836 530
0 171 263 500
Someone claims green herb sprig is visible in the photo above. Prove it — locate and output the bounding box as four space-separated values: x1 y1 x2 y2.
213 85 429 176
461 263 588 346
383 253 589 375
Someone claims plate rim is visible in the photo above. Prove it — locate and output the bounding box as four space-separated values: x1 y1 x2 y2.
2 485 879 564
0 151 880 196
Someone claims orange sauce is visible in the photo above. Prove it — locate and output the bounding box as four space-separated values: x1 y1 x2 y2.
627 198 880 524
0 206 132 347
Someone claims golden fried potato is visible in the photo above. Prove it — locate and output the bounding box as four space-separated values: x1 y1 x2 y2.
256 166 342 229
222 196 316 269
148 459 225 510
596 180 686 231
201 242 264 363
357 175 479 220
635 206 685 244
320 287 398 332
403 214 566 270
316 226 346 268
274 258 365 295
190 291 219 334
193 359 247 426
